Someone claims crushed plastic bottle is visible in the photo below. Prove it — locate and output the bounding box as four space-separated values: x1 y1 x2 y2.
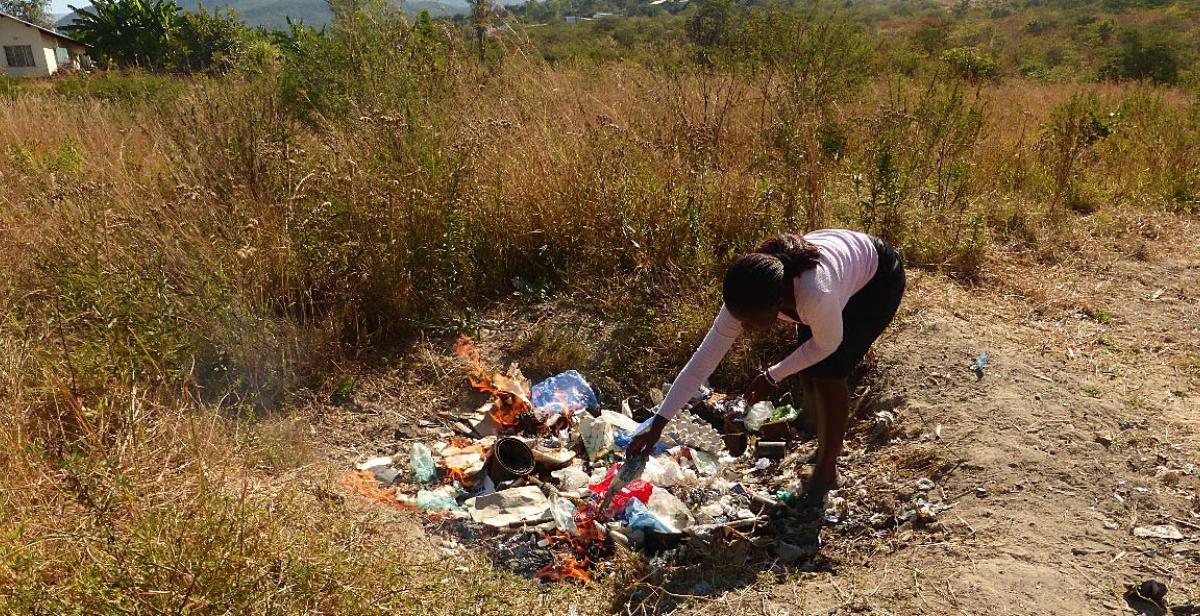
550 497 579 535
410 442 437 483
531 370 599 417
743 401 775 432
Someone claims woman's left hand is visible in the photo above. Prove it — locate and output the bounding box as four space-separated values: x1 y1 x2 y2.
745 371 777 405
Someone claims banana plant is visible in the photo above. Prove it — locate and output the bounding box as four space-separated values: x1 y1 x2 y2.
65 0 183 68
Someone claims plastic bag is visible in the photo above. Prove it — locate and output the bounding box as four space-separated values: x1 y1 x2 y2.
642 457 688 487
743 401 775 432
624 490 693 534
414 486 459 511
645 489 694 531
531 370 598 417
623 497 674 533
576 413 614 460
410 443 437 483
609 480 653 511
551 466 591 492
770 404 800 423
589 464 653 510
691 450 719 475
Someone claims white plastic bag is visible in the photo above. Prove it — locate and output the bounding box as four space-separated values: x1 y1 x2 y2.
743 401 775 432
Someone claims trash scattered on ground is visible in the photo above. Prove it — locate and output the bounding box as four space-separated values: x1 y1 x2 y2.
411 443 437 483
347 337 942 583
1126 579 1169 614
467 485 553 527
355 455 393 471
1133 524 1184 540
973 352 989 380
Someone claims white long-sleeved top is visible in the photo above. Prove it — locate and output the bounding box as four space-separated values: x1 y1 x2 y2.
657 229 879 420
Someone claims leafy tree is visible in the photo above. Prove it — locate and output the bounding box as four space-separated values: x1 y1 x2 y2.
173 7 251 73
686 0 733 49
65 0 183 68
0 0 53 28
1098 28 1180 85
941 46 1001 83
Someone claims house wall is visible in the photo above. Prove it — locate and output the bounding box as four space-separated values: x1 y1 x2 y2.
40 31 62 74
0 17 86 78
0 17 51 77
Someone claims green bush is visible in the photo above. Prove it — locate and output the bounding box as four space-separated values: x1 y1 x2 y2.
1099 28 1181 85
52 71 185 104
173 7 257 73
0 76 28 100
941 46 1002 83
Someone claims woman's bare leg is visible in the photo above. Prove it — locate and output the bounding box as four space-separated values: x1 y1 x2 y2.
810 376 849 489
797 374 821 443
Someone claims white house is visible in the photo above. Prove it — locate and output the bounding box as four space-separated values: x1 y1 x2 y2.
0 12 91 78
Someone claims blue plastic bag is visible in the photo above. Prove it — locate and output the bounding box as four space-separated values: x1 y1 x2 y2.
623 497 674 533
531 370 598 417
614 429 671 455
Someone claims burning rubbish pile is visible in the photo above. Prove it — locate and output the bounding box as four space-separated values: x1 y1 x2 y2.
349 337 945 582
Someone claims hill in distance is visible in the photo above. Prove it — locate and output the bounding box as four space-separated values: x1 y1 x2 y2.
58 0 485 30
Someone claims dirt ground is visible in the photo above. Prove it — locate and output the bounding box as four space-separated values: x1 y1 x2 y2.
310 215 1199 615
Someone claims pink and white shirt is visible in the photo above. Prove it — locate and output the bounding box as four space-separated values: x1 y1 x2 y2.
656 229 879 420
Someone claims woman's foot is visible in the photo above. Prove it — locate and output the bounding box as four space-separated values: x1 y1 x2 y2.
793 467 840 509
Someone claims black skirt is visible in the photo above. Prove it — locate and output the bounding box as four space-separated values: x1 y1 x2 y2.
793 235 906 379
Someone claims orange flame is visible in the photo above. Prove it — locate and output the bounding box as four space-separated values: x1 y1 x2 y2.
534 553 592 583
455 336 531 430
455 336 492 390
345 471 414 510
444 466 470 485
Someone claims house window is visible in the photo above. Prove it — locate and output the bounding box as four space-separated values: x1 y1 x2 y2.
4 45 36 68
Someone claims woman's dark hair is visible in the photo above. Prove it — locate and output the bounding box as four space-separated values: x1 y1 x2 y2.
722 234 821 318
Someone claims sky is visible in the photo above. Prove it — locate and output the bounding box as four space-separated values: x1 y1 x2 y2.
50 0 75 15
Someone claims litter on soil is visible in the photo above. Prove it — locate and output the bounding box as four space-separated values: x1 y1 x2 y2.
347 337 944 583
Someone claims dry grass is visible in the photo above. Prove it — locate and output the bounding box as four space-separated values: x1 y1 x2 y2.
0 11 1197 611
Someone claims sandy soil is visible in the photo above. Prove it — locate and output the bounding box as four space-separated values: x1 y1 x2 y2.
311 216 1199 615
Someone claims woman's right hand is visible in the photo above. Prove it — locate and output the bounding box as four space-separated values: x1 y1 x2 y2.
626 415 669 458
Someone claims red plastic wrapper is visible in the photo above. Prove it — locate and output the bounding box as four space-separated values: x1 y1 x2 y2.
588 465 620 496
610 480 653 511
588 466 654 512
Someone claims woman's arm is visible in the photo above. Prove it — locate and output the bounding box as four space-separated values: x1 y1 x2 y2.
767 277 843 381
626 306 741 458
655 305 742 420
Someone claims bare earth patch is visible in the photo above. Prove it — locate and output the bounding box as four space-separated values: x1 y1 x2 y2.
307 217 1198 615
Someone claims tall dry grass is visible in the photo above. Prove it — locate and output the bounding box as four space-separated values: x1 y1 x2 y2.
0 8 1197 610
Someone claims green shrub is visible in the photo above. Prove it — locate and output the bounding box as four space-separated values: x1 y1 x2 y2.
1098 28 1181 85
52 71 185 104
0 76 27 100
941 46 1002 83
173 7 257 73
1038 92 1111 215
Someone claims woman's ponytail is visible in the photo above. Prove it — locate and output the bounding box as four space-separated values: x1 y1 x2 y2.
722 233 822 320
757 235 821 277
